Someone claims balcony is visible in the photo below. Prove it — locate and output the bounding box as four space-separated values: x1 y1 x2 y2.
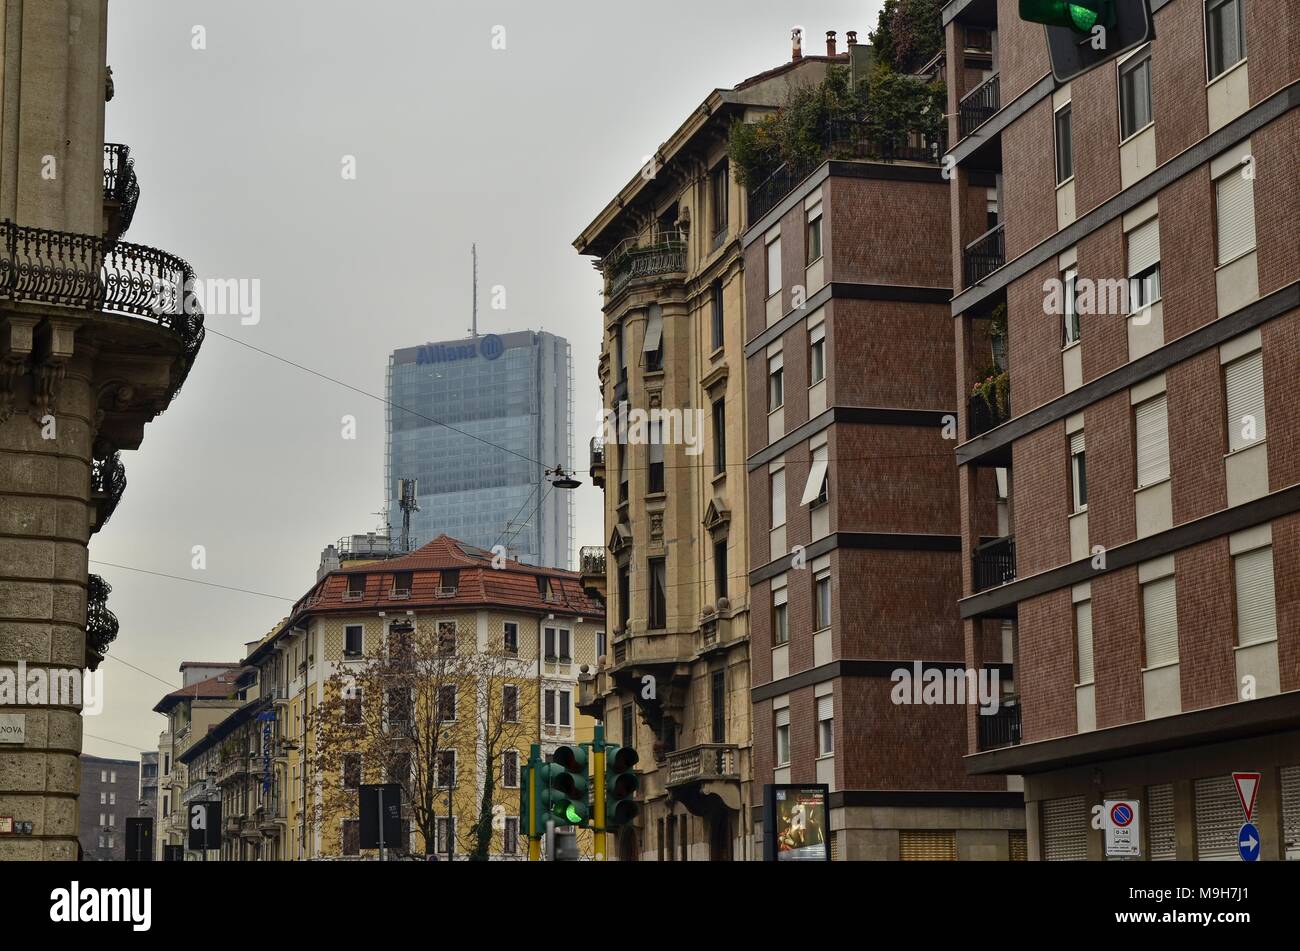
102 143 140 244
967 385 1010 437
589 437 605 488
602 232 687 298
963 223 1005 287
978 702 1021 751
972 536 1016 592
666 744 739 787
85 573 119 667
959 73 1001 138
90 451 127 532
0 219 204 403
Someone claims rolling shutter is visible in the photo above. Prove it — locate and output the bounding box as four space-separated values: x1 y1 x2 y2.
641 306 663 353
1009 830 1027 861
1194 776 1239 861
817 696 833 722
1135 396 1169 488
1282 766 1300 860
1234 547 1276 647
1075 601 1094 683
900 830 957 861
801 445 830 505
1142 576 1179 667
1225 351 1266 451
774 708 789 729
1042 797 1088 861
1127 218 1160 276
1147 784 1176 861
1216 170 1256 265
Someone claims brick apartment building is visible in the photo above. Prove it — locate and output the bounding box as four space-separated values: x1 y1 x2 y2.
742 58 1025 859
78 754 142 861
944 0 1299 859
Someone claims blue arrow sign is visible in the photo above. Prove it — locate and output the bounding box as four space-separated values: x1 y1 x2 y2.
1238 822 1260 862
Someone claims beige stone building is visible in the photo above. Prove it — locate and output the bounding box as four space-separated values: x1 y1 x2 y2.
0 0 203 860
573 32 849 861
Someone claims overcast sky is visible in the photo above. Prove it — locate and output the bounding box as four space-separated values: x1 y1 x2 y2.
86 0 886 761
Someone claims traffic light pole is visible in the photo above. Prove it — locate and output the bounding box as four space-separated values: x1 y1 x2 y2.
592 725 607 861
527 743 541 862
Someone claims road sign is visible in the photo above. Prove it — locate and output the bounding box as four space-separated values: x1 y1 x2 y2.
1103 799 1141 858
125 817 153 861
1233 772 1261 821
187 801 221 851
1238 822 1260 862
359 782 403 855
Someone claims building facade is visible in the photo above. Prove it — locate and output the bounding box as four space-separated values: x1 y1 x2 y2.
77 754 141 861
386 331 573 569
740 78 1026 857
573 33 857 861
944 0 1300 859
0 0 203 860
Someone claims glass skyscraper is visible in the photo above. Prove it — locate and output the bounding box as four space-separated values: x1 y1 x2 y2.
385 330 572 569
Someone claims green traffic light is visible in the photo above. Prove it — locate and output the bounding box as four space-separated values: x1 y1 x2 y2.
1019 0 1111 34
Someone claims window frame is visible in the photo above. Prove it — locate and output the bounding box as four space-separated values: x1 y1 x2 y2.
806 203 824 265
344 624 364 658
1205 0 1247 83
1054 101 1074 186
768 352 785 412
1118 46 1154 142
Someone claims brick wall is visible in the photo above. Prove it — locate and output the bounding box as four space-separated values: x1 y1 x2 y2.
828 177 952 287
1175 538 1237 712
1090 566 1143 730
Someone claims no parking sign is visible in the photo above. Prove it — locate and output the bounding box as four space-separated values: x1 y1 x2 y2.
1104 799 1141 857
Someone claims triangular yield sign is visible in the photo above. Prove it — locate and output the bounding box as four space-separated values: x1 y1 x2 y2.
1233 772 1261 822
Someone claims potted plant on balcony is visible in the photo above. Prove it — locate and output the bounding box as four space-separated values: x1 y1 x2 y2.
971 365 1009 418
987 301 1008 370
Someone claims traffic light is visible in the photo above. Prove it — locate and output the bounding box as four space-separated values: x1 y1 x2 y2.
1019 0 1113 34
541 745 590 826
604 744 639 829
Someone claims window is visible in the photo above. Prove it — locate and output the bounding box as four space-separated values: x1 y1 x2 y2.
1054 102 1073 185
801 444 830 508
544 688 557 726
617 564 630 631
1070 431 1088 512
817 696 834 757
503 750 519 788
558 629 571 662
1224 351 1266 452
712 398 726 476
621 704 635 747
110 771 116 784
436 817 456 856
559 690 571 728
101 770 107 783
345 686 363 724
814 571 832 630
1063 267 1080 345
711 669 726 743
110 792 115 805
775 708 791 766
1135 396 1170 488
1206 0 1246 81
770 468 786 528
388 752 410 785
503 621 518 654
503 684 518 723
437 620 457 655
710 280 725 351
437 685 457 722
440 569 460 594
344 625 363 657
768 352 784 411
809 322 826 385
387 688 412 729
345 575 366 599
1127 217 1161 311
503 817 519 855
714 539 728 601
391 571 413 597
342 819 360 856
617 439 628 504
544 627 557 661
1076 600 1095 684
772 583 789 646
1234 546 1276 647
648 557 667 630
343 753 361 789
711 162 729 239
596 631 607 660
1215 165 1256 265
1119 48 1153 140
648 420 665 493
100 792 106 804
643 304 664 372
806 203 823 264
437 750 456 788
766 235 782 298
1142 575 1179 667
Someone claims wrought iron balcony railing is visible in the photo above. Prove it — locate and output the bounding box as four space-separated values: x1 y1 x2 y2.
86 573 119 657
90 451 127 530
579 545 606 578
0 220 203 402
963 223 1005 287
972 535 1016 592
959 73 1001 138
978 702 1022 751
603 232 687 297
103 143 140 243
666 743 739 787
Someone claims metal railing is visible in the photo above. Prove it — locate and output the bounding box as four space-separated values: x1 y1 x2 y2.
978 702 1021 750
968 386 1011 437
959 73 1000 138
666 744 739 787
103 144 140 242
0 219 203 402
963 223 1005 287
972 536 1016 592
90 451 127 530
603 232 687 297
86 573 119 656
579 546 606 578
589 437 605 468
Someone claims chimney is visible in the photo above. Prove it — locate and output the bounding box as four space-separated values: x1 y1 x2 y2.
826 31 838 57
791 27 803 61
847 30 859 47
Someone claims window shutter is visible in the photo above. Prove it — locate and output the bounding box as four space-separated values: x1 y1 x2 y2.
1042 797 1088 861
801 446 830 505
1142 576 1179 667
774 708 789 729
1127 218 1160 276
900 830 957 860
1069 431 1084 457
817 696 833 722
1216 171 1256 265
1234 547 1276 646
1147 784 1176 861
641 307 663 353
809 321 825 345
1194 776 1240 861
1075 601 1094 683
1282 766 1300 860
1225 351 1266 451
771 469 786 526
772 583 788 607
1135 397 1169 488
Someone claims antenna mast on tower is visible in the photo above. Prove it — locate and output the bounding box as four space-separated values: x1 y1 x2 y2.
471 243 478 338
397 479 420 552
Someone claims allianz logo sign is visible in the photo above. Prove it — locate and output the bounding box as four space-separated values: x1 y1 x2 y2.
415 333 505 364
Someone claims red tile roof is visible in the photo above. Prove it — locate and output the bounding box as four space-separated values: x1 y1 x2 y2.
152 668 244 713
